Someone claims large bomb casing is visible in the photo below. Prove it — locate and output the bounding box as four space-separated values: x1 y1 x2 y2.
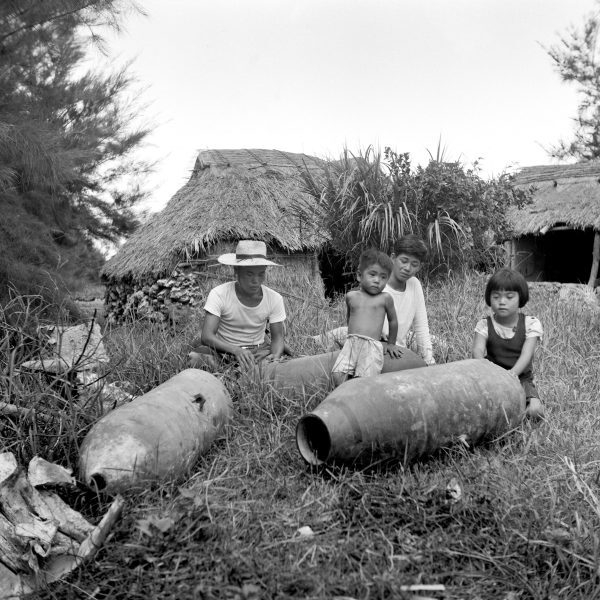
296 359 525 466
261 349 426 397
79 369 232 493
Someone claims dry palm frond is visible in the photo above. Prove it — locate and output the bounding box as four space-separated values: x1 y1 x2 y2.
427 212 467 256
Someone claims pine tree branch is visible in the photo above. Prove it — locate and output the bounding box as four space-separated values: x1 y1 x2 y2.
0 0 105 45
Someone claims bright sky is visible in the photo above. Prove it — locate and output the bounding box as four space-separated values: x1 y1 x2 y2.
93 0 598 212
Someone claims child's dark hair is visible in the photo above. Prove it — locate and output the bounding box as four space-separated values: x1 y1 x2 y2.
485 268 529 307
358 248 393 275
391 234 428 262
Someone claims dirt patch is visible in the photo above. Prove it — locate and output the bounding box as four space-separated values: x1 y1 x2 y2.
75 299 106 323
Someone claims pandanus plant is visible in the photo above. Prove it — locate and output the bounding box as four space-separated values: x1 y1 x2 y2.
299 146 464 278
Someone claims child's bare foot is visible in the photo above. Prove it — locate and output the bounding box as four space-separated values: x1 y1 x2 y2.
526 397 545 420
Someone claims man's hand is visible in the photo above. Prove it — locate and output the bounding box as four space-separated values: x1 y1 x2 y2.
233 347 256 370
254 346 271 362
256 346 284 363
264 354 284 363
385 343 403 359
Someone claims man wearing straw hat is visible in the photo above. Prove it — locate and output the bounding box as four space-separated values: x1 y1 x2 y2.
188 240 287 372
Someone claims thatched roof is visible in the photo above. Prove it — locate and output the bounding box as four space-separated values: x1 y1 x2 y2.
509 162 600 235
102 149 328 281
194 148 325 174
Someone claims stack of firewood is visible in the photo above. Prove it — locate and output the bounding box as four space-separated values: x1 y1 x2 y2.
0 454 123 598
104 266 217 324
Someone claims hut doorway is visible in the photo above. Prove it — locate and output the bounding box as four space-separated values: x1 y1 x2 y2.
513 228 596 283
318 245 354 300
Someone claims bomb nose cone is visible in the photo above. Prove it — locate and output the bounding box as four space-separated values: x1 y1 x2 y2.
296 415 331 465
80 433 148 493
90 473 107 491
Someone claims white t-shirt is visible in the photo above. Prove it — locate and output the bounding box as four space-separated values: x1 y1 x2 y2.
474 314 543 340
204 282 286 346
381 277 435 365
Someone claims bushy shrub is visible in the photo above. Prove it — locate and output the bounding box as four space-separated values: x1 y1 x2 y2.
302 146 532 289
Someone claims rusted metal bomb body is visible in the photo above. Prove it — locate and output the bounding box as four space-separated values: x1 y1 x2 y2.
79 369 232 493
261 349 426 397
296 359 525 465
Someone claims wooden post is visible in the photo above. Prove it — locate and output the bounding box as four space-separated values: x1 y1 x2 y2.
588 231 600 288
504 239 515 269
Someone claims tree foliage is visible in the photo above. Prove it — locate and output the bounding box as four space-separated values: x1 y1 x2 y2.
547 9 600 160
301 146 531 288
0 1 150 307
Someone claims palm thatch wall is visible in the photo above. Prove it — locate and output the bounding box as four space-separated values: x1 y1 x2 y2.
102 149 329 322
507 162 600 286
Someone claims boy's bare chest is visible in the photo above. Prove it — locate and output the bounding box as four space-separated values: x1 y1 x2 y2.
348 293 385 312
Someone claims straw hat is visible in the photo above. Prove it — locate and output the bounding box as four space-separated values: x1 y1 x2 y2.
217 240 281 267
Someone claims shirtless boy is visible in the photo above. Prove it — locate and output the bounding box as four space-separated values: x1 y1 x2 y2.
331 249 399 387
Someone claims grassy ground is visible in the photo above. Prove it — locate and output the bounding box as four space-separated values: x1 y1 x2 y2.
2 273 600 599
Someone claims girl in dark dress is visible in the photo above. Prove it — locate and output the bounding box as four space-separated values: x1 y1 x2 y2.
472 268 544 419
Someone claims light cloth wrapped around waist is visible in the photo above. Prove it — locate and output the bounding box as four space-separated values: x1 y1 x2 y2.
331 334 384 378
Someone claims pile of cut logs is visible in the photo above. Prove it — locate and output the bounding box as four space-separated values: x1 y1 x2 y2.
104 265 216 324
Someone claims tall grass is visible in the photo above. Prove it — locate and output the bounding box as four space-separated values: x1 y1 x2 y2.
0 295 93 466
2 274 599 599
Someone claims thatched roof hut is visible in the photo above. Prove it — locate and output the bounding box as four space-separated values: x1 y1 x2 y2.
507 162 600 286
102 149 329 322
103 149 327 281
